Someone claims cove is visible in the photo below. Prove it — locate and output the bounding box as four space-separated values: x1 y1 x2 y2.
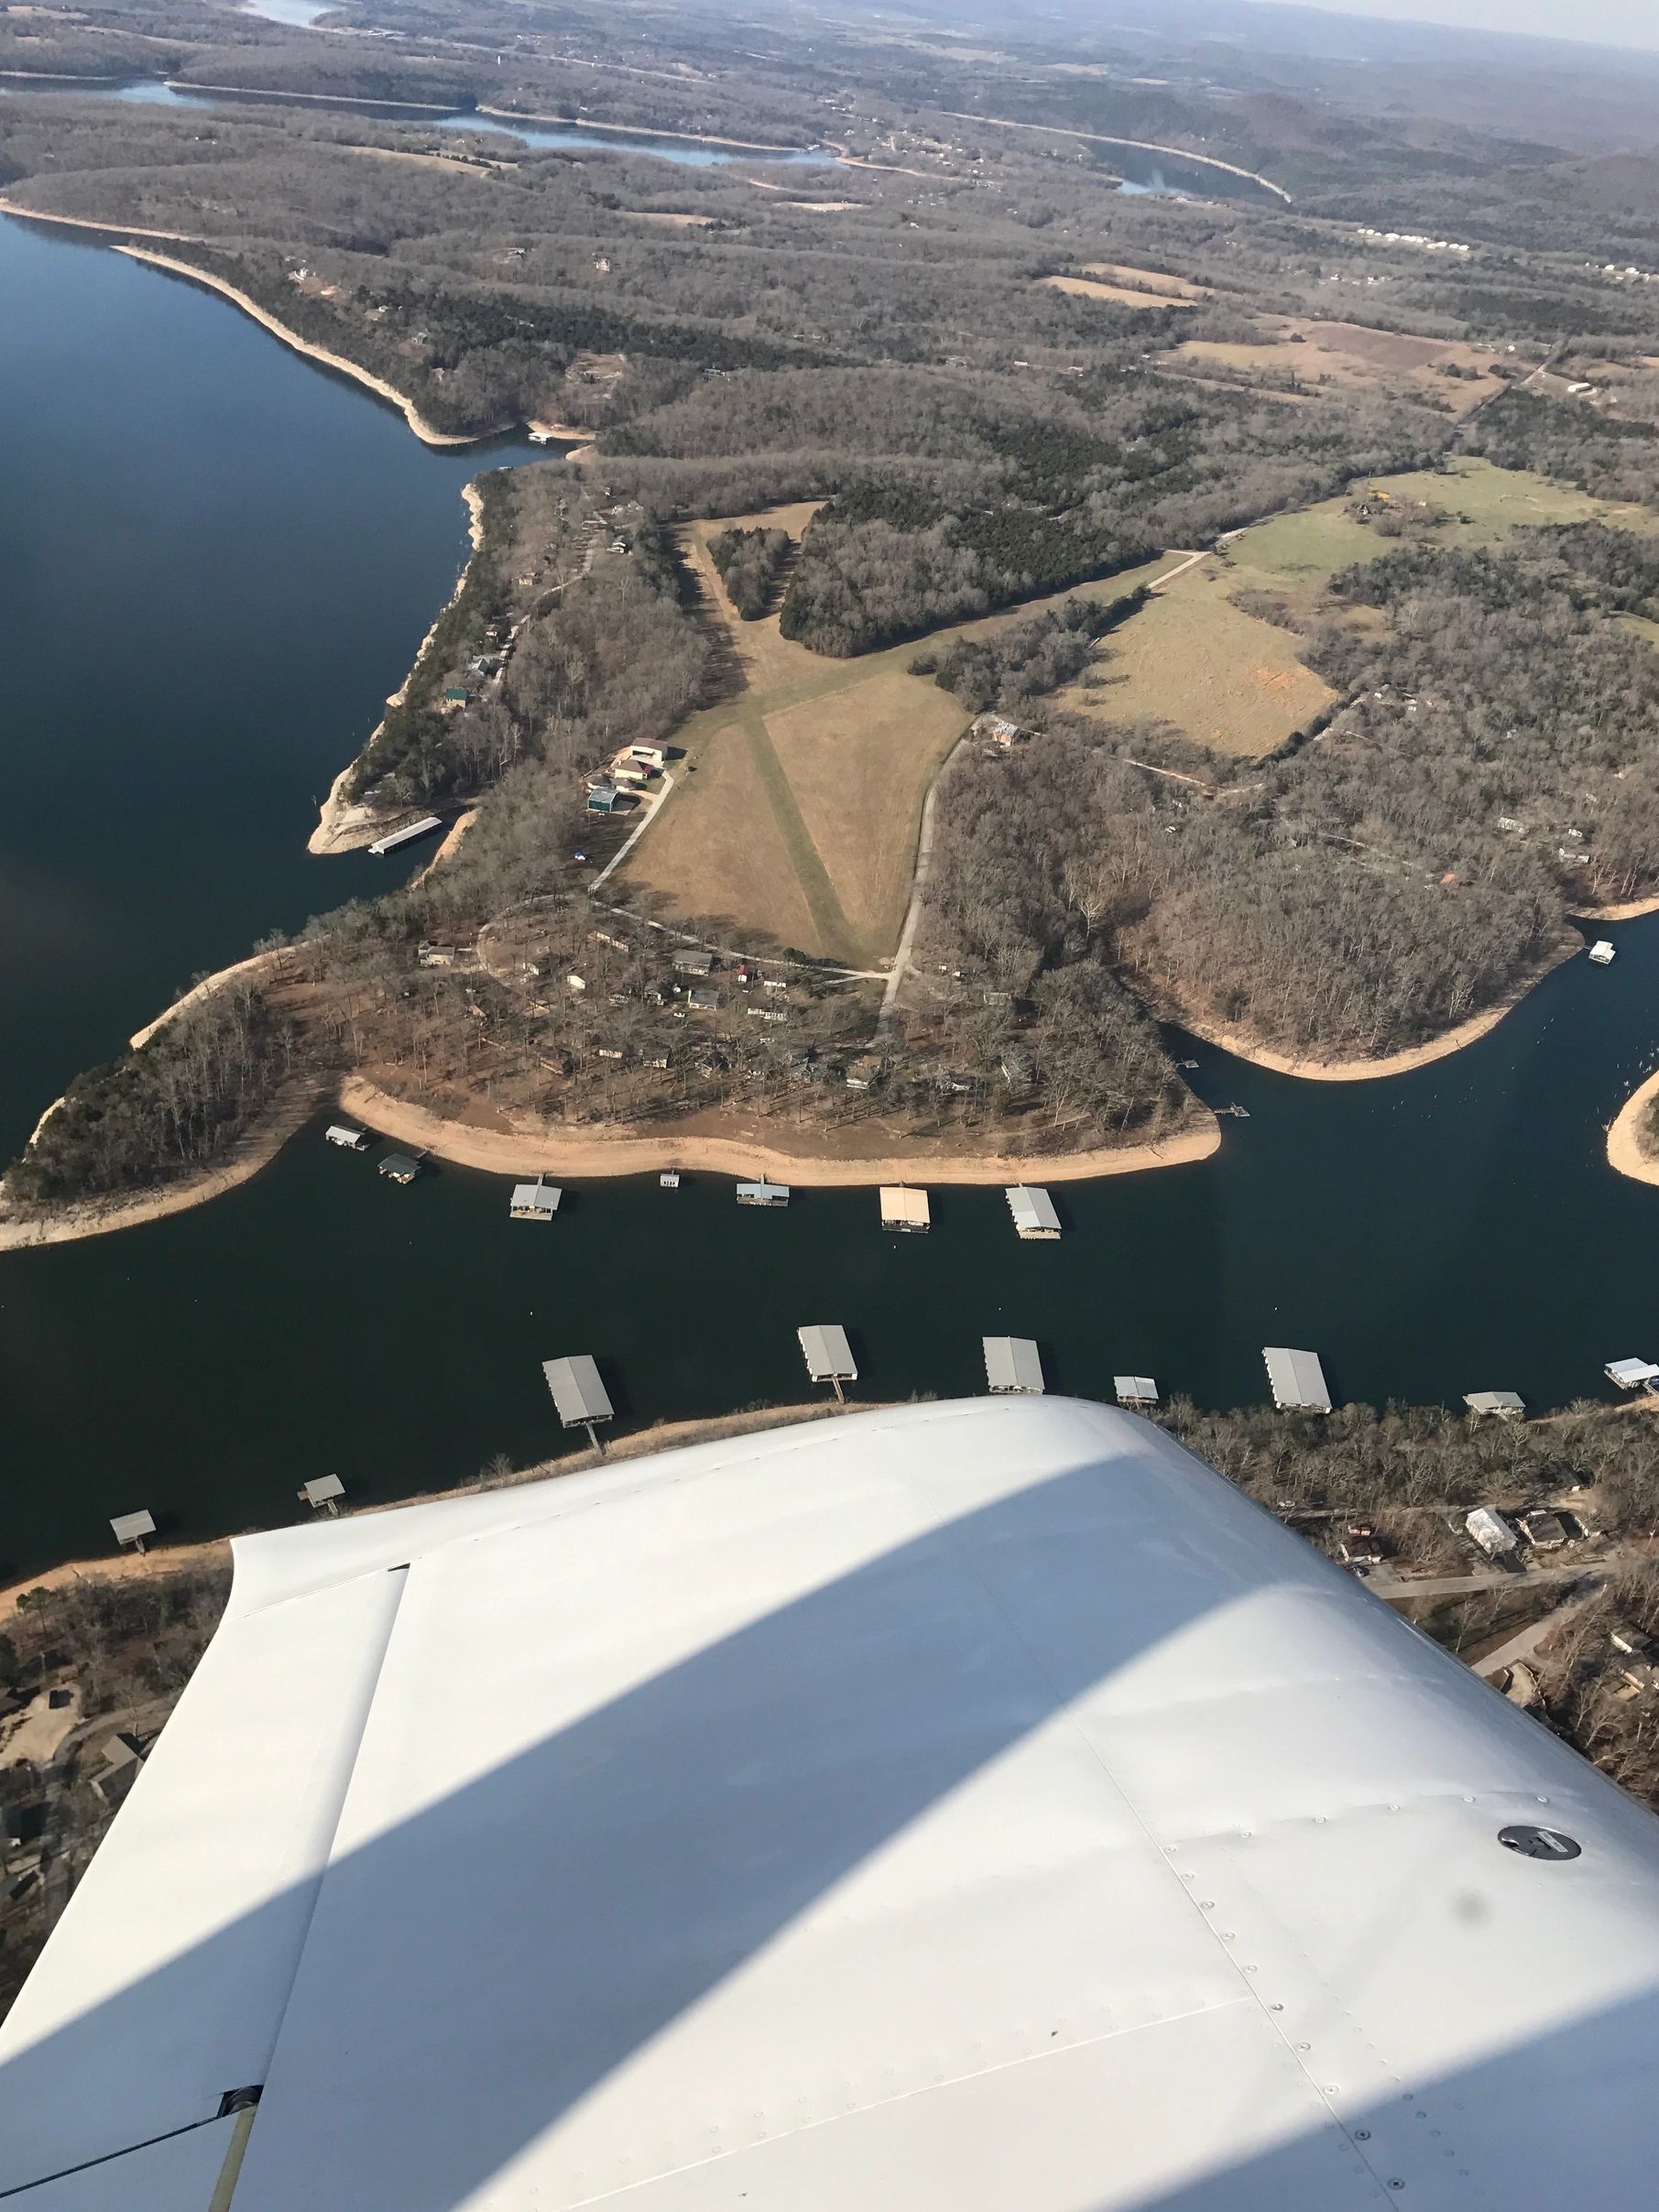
2 216 1658 1582
0 76 841 167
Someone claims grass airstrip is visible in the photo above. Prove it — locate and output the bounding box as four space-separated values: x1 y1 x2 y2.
623 510 1164 967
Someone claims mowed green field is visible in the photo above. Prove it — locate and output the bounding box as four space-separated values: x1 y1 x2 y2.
1225 457 1659 597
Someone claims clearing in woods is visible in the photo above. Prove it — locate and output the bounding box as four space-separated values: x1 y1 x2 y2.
1159 315 1507 414
1222 457 1659 608
1054 561 1337 758
623 508 1162 966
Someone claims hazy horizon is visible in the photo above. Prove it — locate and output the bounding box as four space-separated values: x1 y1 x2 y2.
1253 0 1659 56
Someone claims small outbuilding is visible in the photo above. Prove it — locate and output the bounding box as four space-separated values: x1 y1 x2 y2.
1005 1185 1061 1241
586 780 620 814
984 1335 1045 1395
1466 1507 1519 1561
673 948 715 977
1263 1346 1332 1413
1522 1510 1570 1552
879 1186 931 1234
510 1178 561 1222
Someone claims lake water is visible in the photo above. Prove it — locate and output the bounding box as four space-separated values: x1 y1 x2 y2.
0 76 840 167
2 212 1658 1580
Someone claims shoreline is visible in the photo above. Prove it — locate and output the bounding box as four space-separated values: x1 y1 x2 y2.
475 104 816 156
0 1073 322 1255
0 1399 872 1620
1608 1065 1659 1189
311 480 486 854
933 110 1292 202
337 1074 1223 1185
0 208 496 447
1162 933 1582 1083
115 245 485 445
0 952 311 1255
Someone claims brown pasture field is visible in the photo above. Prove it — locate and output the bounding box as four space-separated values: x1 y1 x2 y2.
1081 261 1210 300
1055 563 1337 759
1042 274 1198 310
1159 315 1504 414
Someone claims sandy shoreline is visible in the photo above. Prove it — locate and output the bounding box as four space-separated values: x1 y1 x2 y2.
338 1074 1223 1185
0 208 488 446
0 1400 872 1620
0 952 311 1254
1164 933 1582 1083
1607 1064 1659 1189
0 1075 322 1254
1573 892 1659 924
311 482 486 854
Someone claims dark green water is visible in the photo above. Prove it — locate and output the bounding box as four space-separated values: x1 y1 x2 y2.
2 213 1658 1580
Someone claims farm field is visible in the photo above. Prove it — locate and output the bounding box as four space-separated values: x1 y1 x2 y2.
1223 458 1659 603
1159 315 1505 414
624 510 1171 966
1042 274 1198 310
1053 561 1337 759
1080 261 1211 300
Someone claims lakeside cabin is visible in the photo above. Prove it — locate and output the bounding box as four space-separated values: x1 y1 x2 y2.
736 1179 790 1208
1606 1357 1659 1392
509 1177 561 1223
1263 1346 1333 1413
879 1186 931 1234
984 1336 1045 1396
377 1153 423 1186
1006 1184 1061 1241
325 1124 372 1153
367 814 443 857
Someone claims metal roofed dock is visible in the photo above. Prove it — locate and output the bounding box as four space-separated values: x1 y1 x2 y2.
798 1324 857 1400
879 1185 931 1233
1005 1184 1061 1240
736 1178 790 1207
366 813 442 857
1263 1346 1333 1412
540 1354 615 1451
984 1335 1045 1394
510 1177 562 1222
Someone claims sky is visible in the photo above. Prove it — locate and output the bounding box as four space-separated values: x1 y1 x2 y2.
1257 0 1659 53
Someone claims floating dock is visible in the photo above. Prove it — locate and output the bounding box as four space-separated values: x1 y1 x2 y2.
1115 1376 1160 1408
299 1474 345 1516
541 1355 615 1452
1005 1185 1061 1240
984 1336 1045 1395
660 1170 682 1189
509 1177 561 1222
799 1324 857 1400
1263 1346 1333 1413
737 1179 790 1207
367 814 443 857
324 1124 372 1152
879 1186 931 1234
1606 1357 1659 1392
1465 1389 1525 1420
1588 940 1616 965
109 1509 156 1553
377 1153 423 1185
